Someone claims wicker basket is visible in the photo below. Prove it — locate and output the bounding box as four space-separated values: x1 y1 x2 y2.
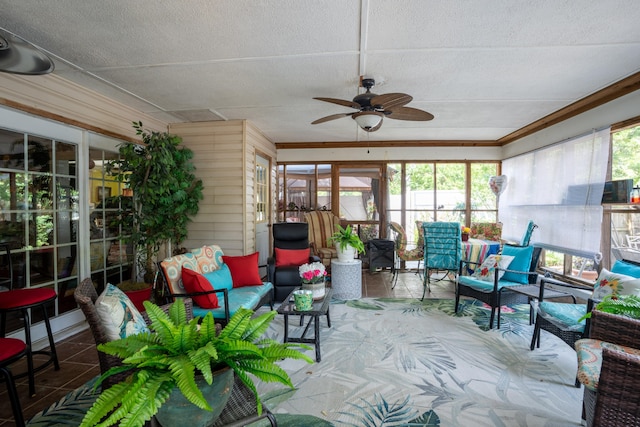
302 282 326 300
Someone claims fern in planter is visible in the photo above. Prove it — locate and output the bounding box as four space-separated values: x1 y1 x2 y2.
579 294 640 321
80 300 313 427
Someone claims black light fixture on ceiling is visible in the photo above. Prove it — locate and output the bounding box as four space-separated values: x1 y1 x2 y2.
0 30 54 75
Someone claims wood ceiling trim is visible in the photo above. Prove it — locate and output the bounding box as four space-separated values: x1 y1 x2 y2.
275 140 500 150
497 71 640 146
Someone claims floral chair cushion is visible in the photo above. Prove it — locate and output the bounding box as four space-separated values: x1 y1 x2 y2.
575 338 640 391
389 221 423 261
470 222 503 241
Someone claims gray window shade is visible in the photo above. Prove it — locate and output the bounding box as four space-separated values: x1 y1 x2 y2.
499 127 611 261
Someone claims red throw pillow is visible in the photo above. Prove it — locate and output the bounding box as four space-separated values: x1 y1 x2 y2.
181 268 219 308
222 252 263 288
275 248 310 267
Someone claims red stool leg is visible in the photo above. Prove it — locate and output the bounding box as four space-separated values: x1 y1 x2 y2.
0 337 28 427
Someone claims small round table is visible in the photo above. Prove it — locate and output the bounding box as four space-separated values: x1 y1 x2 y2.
330 259 362 300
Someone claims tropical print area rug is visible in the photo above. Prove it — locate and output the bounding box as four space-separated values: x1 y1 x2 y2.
256 298 584 427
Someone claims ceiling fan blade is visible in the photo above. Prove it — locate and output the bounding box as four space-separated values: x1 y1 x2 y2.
311 112 354 124
386 106 434 121
370 93 412 110
313 97 361 109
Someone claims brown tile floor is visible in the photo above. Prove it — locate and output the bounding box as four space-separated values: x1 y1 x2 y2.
0 266 455 426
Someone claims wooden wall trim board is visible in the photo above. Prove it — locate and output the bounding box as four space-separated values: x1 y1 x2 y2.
0 73 167 141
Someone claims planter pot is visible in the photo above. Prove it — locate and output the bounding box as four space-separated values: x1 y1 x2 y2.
124 286 152 312
336 243 357 263
302 281 326 300
155 367 234 427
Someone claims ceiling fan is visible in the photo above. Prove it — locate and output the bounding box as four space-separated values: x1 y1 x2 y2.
311 78 434 132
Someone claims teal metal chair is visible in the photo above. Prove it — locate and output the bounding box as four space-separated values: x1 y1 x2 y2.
520 220 538 246
422 222 462 299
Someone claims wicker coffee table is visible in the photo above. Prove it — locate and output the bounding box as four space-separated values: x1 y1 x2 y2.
277 287 332 362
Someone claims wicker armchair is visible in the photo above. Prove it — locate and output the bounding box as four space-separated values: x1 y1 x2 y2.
576 309 640 427
74 278 277 426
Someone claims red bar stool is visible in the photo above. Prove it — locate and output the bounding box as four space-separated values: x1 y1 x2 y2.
0 337 29 427
0 285 59 397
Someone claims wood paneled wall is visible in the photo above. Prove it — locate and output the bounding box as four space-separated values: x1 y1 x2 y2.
170 120 276 256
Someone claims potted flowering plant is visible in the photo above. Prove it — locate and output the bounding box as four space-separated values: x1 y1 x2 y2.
461 226 471 242
299 261 327 300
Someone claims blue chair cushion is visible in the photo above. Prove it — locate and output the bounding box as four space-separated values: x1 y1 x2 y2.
538 301 587 332
459 275 513 291
501 244 534 284
192 282 274 319
611 260 640 278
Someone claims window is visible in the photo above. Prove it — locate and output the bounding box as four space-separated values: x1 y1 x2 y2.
0 129 78 332
278 164 331 222
606 124 640 267
89 149 133 291
503 128 611 283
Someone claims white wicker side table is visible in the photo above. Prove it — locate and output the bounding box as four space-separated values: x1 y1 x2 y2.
330 259 362 299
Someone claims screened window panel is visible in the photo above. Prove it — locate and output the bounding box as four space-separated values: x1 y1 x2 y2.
500 127 611 259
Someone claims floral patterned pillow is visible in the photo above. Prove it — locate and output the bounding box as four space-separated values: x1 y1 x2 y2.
472 254 514 282
592 268 640 300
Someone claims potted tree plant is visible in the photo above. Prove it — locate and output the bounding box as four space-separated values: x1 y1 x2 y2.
107 121 204 301
329 224 365 262
80 300 313 427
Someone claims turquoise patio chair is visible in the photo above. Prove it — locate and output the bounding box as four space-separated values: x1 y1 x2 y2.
422 222 463 299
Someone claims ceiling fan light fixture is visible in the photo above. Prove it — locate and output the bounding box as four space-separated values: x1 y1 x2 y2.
353 111 383 132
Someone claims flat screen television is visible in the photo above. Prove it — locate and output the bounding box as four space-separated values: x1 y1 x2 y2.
601 179 633 204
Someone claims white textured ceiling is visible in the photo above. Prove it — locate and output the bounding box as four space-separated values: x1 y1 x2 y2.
1 0 639 143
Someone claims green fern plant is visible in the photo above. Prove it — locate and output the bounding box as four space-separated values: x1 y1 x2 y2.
579 294 640 321
328 224 366 254
80 300 313 427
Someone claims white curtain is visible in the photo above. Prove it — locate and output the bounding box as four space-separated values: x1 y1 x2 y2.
499 127 611 260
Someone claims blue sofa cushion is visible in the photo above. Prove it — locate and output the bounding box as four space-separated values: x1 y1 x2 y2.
458 275 517 292
203 264 234 291
192 282 274 319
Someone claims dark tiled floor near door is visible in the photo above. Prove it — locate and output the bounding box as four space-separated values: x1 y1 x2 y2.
0 266 455 425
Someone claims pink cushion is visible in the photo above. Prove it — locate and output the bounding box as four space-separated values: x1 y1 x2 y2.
0 288 57 310
222 252 263 288
275 248 310 267
181 268 219 308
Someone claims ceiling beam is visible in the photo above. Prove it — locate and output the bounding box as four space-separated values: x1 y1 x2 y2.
497 71 640 146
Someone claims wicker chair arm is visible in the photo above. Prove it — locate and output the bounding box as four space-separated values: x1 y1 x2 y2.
589 309 640 348
592 347 640 426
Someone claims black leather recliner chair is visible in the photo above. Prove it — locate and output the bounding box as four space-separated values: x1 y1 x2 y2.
267 222 321 301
